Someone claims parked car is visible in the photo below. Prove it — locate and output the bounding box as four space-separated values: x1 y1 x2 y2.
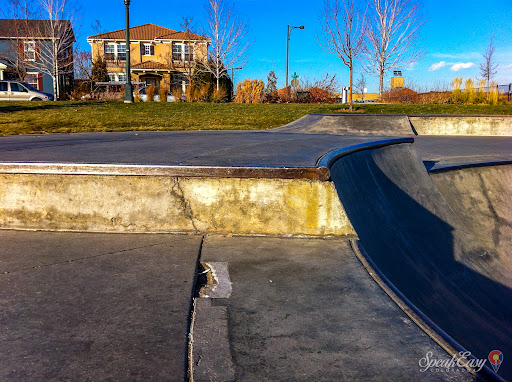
137 86 175 102
0 80 53 101
81 84 124 101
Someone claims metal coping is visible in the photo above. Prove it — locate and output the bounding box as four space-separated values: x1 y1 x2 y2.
350 239 505 382
317 137 415 169
0 163 330 181
428 160 512 174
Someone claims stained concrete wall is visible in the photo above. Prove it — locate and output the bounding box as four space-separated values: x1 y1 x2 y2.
0 174 354 237
410 116 512 136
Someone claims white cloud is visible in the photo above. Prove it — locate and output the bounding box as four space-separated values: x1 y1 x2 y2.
499 63 512 69
429 61 448 71
449 62 475 71
432 52 480 60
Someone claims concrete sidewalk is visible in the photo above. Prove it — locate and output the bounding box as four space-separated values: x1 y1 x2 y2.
0 231 201 382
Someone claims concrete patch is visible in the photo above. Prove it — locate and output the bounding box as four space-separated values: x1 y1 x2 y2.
198 262 233 299
191 298 235 382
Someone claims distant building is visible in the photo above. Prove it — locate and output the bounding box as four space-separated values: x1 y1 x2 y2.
87 23 210 92
0 19 75 98
391 70 404 89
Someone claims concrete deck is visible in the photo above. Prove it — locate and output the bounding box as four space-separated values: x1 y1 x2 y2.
0 231 201 381
0 131 511 169
194 236 474 381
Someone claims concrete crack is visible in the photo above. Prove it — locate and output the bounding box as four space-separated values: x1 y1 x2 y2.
0 239 184 275
170 177 199 232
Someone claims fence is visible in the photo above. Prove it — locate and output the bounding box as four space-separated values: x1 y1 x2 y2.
473 84 512 101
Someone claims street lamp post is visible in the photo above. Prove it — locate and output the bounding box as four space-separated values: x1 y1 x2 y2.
286 25 304 89
124 0 134 103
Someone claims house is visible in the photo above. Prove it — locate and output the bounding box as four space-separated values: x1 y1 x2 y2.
87 23 210 92
0 19 75 98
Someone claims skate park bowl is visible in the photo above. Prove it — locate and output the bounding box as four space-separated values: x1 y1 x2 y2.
0 114 511 380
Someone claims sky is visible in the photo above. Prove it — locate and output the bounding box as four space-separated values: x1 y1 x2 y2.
20 0 512 92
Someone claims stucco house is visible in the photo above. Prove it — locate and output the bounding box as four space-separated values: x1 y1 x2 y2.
0 19 75 98
87 23 210 92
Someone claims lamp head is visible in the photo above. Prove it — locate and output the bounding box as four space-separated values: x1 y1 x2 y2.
124 0 130 5
299 26 305 29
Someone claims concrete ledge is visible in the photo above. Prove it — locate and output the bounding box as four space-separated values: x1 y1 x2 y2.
0 172 354 236
0 163 329 181
410 116 512 136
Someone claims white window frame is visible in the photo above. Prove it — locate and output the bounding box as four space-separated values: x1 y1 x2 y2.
117 73 127 82
105 43 127 61
143 44 153 56
24 41 36 61
172 43 194 61
26 72 39 89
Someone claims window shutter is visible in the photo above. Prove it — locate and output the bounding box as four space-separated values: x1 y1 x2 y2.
37 73 43 90
35 41 39 61
140 42 144 59
150 45 154 56
19 42 24 59
104 43 107 54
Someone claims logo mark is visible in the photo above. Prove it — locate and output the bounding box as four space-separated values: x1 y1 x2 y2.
488 350 503 373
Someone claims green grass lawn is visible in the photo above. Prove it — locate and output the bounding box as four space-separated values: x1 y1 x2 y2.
1 101 511 135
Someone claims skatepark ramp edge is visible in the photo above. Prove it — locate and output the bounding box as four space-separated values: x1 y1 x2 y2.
323 139 511 381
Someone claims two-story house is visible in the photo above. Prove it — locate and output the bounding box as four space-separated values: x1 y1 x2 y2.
0 19 75 98
87 23 210 92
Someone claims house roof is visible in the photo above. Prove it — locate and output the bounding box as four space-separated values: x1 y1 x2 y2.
157 31 209 41
131 61 171 70
0 19 75 40
87 23 208 42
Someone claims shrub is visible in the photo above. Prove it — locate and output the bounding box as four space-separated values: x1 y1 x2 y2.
451 77 463 103
235 79 264 103
159 85 168 102
146 84 155 102
213 87 227 103
463 78 475 104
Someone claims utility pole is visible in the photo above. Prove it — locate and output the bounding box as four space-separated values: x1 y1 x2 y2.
124 0 134 103
286 25 304 89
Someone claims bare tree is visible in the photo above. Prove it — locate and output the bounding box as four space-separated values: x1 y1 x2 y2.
363 0 424 99
180 17 198 34
2 0 38 81
203 0 250 91
355 72 366 101
480 36 498 90
319 0 366 110
30 0 76 99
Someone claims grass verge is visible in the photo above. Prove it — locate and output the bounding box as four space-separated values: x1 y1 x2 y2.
1 101 511 135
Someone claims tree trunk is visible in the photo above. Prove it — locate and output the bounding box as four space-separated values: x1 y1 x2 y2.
379 71 384 101
349 60 353 111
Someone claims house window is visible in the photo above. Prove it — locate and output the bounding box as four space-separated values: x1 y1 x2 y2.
108 73 116 82
184 45 194 61
172 44 183 61
105 44 116 61
117 44 126 61
143 44 154 56
26 73 39 89
118 73 127 82
24 41 36 61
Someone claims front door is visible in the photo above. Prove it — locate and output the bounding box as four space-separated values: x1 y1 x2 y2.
141 75 161 93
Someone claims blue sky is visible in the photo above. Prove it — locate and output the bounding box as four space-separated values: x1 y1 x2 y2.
76 0 512 92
